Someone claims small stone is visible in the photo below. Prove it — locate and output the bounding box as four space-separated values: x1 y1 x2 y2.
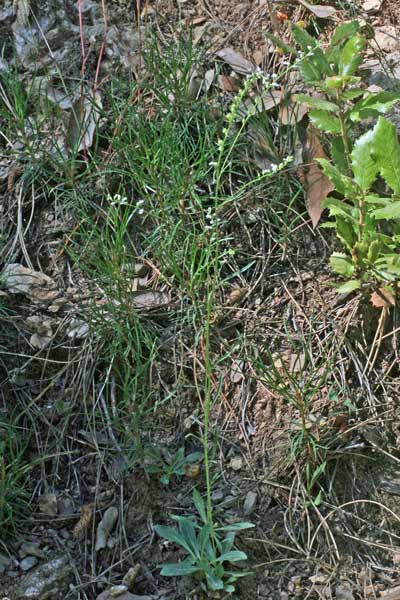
335 583 355 600
310 573 329 584
19 542 45 559
361 0 382 12
211 489 224 503
0 553 13 574
243 491 257 516
230 456 243 471
109 585 128 597
20 556 39 571
373 26 399 53
280 593 289 600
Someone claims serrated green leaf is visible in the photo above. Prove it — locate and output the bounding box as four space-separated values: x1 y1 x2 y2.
323 197 354 218
349 92 400 122
318 159 359 198
292 24 319 52
309 109 341 133
336 217 357 250
336 279 361 294
330 21 360 47
371 117 400 194
264 32 297 55
330 137 348 174
294 94 338 112
372 201 400 219
367 239 381 263
297 58 323 84
339 35 366 76
351 128 379 190
330 253 355 276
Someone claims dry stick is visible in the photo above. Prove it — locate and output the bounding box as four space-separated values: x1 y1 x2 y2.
94 0 108 92
364 305 389 375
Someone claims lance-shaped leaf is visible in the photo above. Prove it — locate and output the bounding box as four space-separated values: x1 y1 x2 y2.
318 159 359 198
294 94 338 112
339 35 366 76
372 201 400 220
371 117 400 194
351 128 379 190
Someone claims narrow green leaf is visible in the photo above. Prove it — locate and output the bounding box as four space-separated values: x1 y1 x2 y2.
339 35 366 76
372 201 400 220
309 110 341 133
192 488 207 524
160 560 199 577
351 128 379 190
219 522 254 532
179 518 198 557
349 92 400 122
318 159 359 198
294 94 338 112
217 550 248 563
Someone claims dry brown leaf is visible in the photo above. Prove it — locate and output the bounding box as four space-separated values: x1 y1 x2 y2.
302 127 334 228
3 263 59 301
380 585 400 600
297 0 336 18
215 47 257 76
279 97 309 125
132 290 169 308
218 74 241 92
370 288 396 308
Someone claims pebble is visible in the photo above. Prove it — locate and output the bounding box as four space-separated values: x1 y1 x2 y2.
19 542 45 559
230 456 243 471
243 491 257 515
20 556 39 571
361 0 382 12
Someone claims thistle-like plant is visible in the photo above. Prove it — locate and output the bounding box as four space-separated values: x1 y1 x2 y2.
292 21 400 295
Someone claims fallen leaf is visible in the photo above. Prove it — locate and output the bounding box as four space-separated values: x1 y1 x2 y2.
95 506 118 552
132 290 169 308
370 288 396 308
218 74 241 92
38 493 58 517
302 127 334 227
297 0 336 18
66 90 102 153
215 47 257 76
379 585 400 599
184 463 200 478
279 97 309 125
2 263 59 301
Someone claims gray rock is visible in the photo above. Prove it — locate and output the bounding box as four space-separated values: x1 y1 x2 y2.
96 591 156 600
11 555 73 599
0 552 13 574
243 490 257 516
20 556 39 571
19 542 45 559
